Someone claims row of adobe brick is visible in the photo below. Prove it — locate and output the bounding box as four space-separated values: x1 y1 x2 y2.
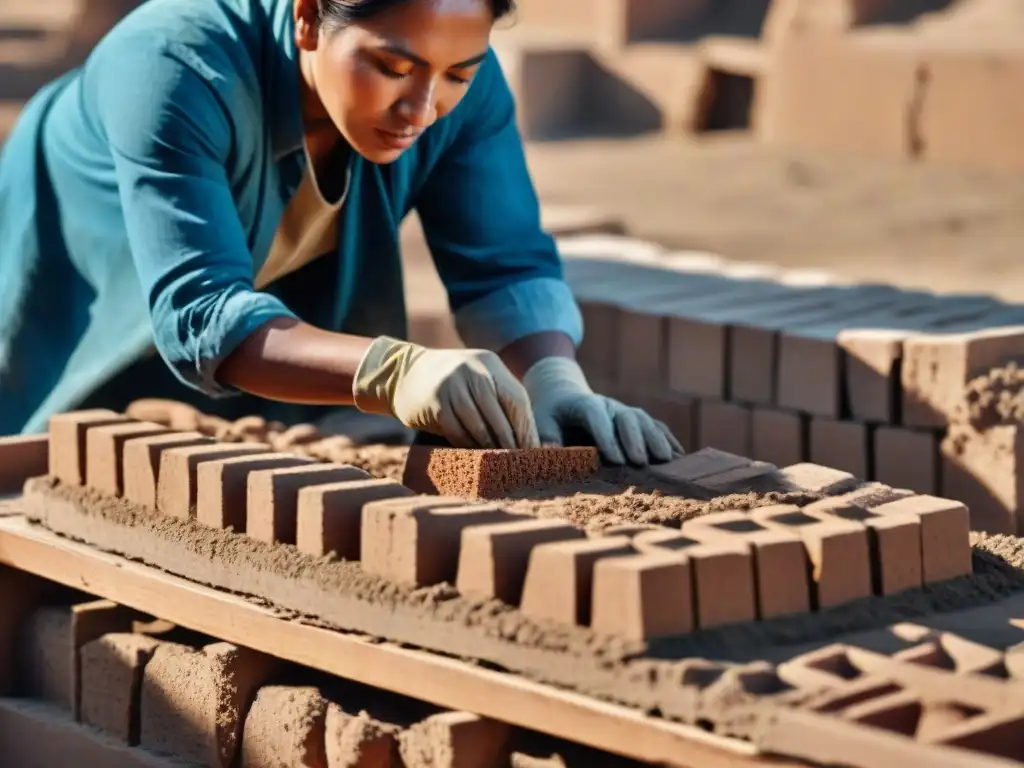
14 408 972 644
561 234 1024 428
0 586 606 768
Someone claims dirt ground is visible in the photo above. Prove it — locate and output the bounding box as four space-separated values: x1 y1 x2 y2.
520 134 1024 301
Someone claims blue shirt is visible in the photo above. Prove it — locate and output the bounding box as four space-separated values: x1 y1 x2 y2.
0 0 582 434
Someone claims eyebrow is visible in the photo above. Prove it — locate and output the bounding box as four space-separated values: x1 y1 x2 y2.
379 44 487 70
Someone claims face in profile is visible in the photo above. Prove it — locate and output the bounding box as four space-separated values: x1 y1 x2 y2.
294 0 496 164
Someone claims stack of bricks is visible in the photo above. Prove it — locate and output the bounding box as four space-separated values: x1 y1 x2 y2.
0 586 530 767
32 410 973 647
562 233 1024 537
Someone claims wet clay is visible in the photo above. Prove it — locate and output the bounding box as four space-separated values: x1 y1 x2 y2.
20 478 1024 740
958 362 1024 430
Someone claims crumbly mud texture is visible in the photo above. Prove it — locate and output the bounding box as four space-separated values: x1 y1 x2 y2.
402 445 600 499
19 477 1024 741
958 362 1024 430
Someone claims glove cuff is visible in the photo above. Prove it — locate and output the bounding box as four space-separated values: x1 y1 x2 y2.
521 356 592 401
352 336 425 417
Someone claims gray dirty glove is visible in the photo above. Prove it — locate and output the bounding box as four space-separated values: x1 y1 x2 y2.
522 356 683 466
353 336 539 450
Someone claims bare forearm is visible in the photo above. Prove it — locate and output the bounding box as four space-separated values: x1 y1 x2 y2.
499 331 576 380
216 317 373 405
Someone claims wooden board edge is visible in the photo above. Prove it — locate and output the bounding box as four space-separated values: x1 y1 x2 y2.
0 514 778 767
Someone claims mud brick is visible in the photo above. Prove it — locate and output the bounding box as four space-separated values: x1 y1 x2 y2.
84 421 169 495
247 464 371 545
196 453 315 533
79 633 160 744
776 330 845 418
362 496 526 587
520 536 634 626
599 522 661 538
140 641 279 767
808 496 923 596
819 483 914 510
240 686 327 768
0 568 52 695
779 463 859 495
683 512 810 619
697 400 751 455
837 328 908 425
666 310 727 400
615 306 666 392
48 409 131 486
634 529 756 629
752 506 872 608
632 393 696 451
456 518 585 605
650 446 751 485
894 634 1006 677
903 326 1024 428
402 445 599 500
399 711 510 768
837 689 925 736
325 703 400 767
296 478 416 560
809 417 869 480
873 495 972 584
125 398 202 431
729 324 777 406
0 434 48 494
775 643 868 691
576 300 617 383
156 442 271 519
874 426 939 495
122 431 213 508
751 408 805 468
696 461 789 495
925 710 1024 760
19 600 135 717
590 551 693 640
942 423 1023 536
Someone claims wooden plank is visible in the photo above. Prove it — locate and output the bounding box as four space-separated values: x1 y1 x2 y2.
0 515 776 768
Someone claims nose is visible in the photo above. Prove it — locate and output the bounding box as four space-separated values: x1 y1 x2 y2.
395 79 438 130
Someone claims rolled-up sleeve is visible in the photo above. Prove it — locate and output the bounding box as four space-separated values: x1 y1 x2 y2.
93 38 296 397
414 51 582 352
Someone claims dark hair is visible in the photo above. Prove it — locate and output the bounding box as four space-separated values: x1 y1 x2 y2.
317 0 515 29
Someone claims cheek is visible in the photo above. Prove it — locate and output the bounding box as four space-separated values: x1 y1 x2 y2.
315 52 395 126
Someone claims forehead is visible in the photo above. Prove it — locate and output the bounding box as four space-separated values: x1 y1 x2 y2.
354 0 494 61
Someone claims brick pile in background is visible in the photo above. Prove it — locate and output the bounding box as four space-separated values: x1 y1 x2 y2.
28 411 973 646
559 233 1024 537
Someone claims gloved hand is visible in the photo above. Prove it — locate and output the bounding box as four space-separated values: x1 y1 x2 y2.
352 336 539 450
522 356 683 466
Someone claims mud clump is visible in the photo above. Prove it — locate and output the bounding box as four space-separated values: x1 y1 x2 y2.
957 362 1024 430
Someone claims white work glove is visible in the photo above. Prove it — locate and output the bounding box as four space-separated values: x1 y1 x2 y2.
522 357 683 466
353 336 539 450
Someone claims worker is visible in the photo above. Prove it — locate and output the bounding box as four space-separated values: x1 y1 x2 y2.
0 0 683 466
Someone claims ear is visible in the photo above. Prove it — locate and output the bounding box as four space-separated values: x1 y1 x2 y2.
293 0 320 52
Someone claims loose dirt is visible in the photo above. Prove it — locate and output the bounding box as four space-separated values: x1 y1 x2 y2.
958 363 1024 430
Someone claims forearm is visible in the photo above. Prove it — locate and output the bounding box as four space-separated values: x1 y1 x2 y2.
499 331 576 380
215 316 373 405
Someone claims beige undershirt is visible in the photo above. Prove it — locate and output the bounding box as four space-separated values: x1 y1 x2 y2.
254 143 352 290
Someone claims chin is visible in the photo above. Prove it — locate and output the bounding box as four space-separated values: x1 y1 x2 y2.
356 145 406 165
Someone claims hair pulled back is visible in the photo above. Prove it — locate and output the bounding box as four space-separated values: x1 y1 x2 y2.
316 0 516 29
